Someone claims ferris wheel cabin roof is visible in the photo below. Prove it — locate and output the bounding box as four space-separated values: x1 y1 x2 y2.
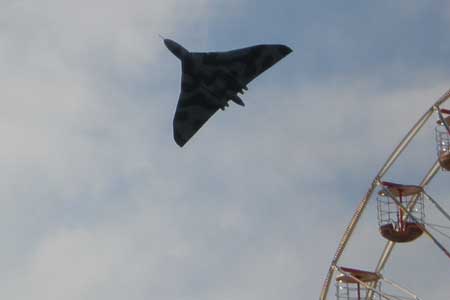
439 108 450 115
379 181 423 197
335 267 380 284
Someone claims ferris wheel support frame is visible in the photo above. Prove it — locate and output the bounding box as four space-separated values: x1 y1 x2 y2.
319 88 450 300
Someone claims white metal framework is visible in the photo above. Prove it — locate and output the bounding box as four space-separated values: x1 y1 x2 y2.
319 89 450 300
435 112 450 171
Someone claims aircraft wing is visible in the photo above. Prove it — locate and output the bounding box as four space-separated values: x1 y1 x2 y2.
195 44 292 86
173 74 220 147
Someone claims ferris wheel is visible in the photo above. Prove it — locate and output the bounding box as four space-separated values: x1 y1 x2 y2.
319 89 450 300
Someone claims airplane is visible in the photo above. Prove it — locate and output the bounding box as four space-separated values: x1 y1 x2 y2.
163 38 292 147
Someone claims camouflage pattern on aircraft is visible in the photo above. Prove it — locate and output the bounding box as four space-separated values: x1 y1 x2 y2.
164 39 292 147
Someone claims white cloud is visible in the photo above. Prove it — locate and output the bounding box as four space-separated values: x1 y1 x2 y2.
0 1 448 299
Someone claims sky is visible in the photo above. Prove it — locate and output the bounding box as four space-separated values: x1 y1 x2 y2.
0 1 449 299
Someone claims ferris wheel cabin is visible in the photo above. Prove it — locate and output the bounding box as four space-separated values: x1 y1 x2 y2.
335 267 380 300
435 108 450 171
376 181 424 243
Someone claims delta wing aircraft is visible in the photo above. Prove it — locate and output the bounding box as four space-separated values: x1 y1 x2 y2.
164 38 292 147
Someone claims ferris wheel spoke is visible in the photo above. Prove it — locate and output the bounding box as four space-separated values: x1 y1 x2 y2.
424 223 450 230
425 223 450 241
422 190 450 223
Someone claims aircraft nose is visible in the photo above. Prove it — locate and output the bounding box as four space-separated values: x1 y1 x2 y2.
163 39 188 60
164 39 179 55
163 39 174 49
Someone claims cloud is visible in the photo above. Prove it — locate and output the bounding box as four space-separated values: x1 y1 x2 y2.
0 1 449 300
